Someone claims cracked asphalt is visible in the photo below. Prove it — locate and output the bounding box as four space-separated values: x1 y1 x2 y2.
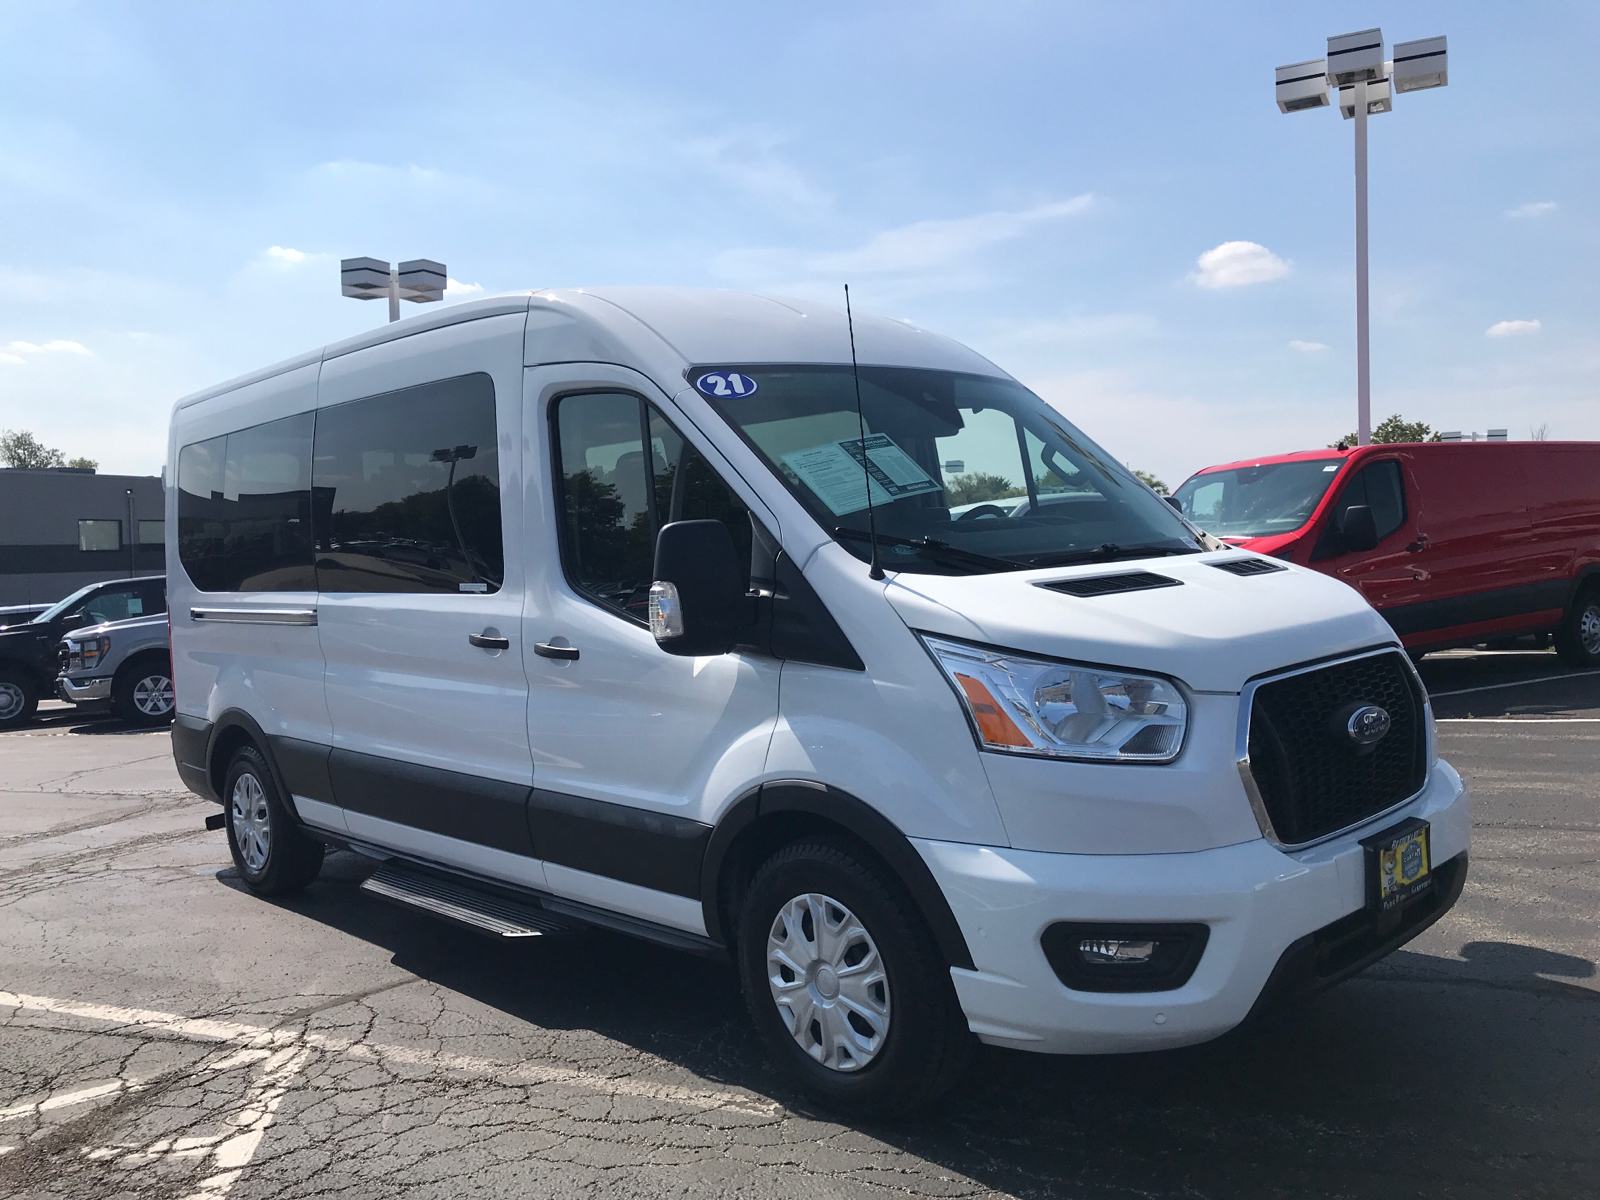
1 648 1596 1200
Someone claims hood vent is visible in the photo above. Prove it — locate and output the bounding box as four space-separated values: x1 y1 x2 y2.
1209 557 1287 577
1039 571 1182 598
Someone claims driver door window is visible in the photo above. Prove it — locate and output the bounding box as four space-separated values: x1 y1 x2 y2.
1314 460 1407 559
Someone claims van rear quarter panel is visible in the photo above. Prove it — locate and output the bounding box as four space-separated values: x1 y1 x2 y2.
168 361 330 747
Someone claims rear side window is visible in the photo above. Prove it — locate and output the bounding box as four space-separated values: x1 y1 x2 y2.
312 373 503 594
1314 459 1407 559
553 392 751 622
177 413 315 592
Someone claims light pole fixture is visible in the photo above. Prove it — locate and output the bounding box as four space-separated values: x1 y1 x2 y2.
1276 29 1448 446
340 257 447 323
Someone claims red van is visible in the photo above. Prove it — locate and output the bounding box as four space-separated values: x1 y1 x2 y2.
1172 442 1600 663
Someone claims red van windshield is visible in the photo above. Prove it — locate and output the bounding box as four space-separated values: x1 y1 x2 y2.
1172 458 1345 539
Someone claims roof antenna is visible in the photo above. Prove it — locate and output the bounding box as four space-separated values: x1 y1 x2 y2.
845 284 884 581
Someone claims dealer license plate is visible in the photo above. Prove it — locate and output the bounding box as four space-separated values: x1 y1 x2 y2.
1362 818 1432 912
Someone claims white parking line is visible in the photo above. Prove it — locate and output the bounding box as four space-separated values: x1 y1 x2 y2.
0 988 779 1194
1437 718 1600 724
1430 669 1600 698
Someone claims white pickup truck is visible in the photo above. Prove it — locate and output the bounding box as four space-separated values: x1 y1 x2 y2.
57 613 174 727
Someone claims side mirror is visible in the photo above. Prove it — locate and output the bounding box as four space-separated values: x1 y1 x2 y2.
1164 495 1183 512
1338 504 1380 553
650 520 745 656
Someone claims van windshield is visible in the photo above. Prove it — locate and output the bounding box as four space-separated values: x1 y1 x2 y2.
1172 458 1346 539
694 366 1199 574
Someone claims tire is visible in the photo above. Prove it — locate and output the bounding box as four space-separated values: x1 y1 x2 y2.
1555 585 1600 668
112 654 174 727
223 744 324 896
736 837 974 1116
0 667 39 730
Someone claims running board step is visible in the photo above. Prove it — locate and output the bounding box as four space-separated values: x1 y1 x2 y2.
361 864 579 939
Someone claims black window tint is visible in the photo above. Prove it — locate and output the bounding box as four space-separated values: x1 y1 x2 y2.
555 392 751 622
1361 460 1406 540
177 413 315 592
312 374 503 594
1315 459 1407 559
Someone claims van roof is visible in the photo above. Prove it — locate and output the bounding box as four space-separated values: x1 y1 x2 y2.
173 287 1010 412
1190 439 1594 479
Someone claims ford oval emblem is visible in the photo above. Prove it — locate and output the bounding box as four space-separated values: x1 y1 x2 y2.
695 371 758 399
1346 705 1391 745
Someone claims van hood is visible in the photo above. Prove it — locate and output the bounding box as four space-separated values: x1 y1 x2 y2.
883 551 1395 693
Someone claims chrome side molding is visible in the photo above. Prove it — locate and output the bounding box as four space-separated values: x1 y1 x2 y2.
190 608 318 626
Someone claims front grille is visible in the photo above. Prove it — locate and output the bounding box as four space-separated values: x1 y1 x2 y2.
1244 650 1427 846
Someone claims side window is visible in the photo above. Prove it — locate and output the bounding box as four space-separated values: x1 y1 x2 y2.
81 587 140 625
553 392 751 622
177 412 315 592
1314 459 1407 559
312 374 503 594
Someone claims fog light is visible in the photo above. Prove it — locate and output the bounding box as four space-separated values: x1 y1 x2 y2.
1041 923 1210 993
1079 938 1155 964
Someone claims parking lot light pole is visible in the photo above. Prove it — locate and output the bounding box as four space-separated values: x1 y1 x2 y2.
340 258 447 323
1276 30 1448 446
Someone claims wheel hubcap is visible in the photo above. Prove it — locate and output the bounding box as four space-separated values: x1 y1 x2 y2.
1581 605 1600 656
230 772 271 873
132 674 174 716
0 681 23 721
766 893 890 1072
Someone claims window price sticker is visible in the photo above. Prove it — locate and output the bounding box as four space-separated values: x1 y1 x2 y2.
782 433 941 516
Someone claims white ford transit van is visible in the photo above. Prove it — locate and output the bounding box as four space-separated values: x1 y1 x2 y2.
168 289 1468 1113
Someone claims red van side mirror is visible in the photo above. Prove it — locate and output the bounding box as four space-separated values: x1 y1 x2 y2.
1338 504 1380 553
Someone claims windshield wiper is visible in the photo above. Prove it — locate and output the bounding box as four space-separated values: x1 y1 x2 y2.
1025 542 1200 568
832 528 1025 574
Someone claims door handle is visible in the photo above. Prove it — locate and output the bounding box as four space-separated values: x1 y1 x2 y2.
534 642 580 661
468 632 510 650
1405 534 1429 553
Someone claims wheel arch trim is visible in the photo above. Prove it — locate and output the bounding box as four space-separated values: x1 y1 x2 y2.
701 779 977 971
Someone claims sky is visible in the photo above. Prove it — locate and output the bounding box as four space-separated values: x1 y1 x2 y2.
2 1 1596 488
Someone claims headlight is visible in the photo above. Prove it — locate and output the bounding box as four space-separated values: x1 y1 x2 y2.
75 636 109 670
920 634 1188 763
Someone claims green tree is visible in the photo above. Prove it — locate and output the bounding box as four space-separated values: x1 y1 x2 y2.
1331 414 1442 450
1133 469 1169 495
944 471 1021 506
0 429 66 469
66 456 98 470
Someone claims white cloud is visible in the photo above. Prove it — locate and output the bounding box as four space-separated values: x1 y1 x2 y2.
1191 241 1290 289
1486 319 1541 338
809 196 1095 275
265 245 309 265
1506 201 1557 219
0 353 23 366
1289 339 1329 353
3 339 91 357
444 278 484 300
678 134 833 213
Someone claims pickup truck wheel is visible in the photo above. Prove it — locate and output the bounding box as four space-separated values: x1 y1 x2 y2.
223 745 324 896
112 655 175 726
0 668 38 729
1555 586 1600 668
736 837 974 1116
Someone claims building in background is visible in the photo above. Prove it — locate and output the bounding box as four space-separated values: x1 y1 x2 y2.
0 468 165 605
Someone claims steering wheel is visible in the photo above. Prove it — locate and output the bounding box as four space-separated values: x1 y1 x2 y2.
956 504 1010 521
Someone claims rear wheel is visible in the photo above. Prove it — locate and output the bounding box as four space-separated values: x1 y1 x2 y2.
736 838 974 1116
0 668 38 729
112 655 174 727
223 745 324 896
1555 585 1600 668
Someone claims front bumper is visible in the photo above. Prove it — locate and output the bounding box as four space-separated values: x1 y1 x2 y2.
916 759 1470 1054
57 675 112 704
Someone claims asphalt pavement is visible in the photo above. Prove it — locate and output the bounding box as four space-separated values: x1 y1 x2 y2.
0 653 1595 1200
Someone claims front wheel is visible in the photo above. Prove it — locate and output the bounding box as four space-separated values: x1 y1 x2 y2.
1555 586 1600 668
737 838 974 1116
223 745 324 896
0 668 38 729
112 655 174 726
